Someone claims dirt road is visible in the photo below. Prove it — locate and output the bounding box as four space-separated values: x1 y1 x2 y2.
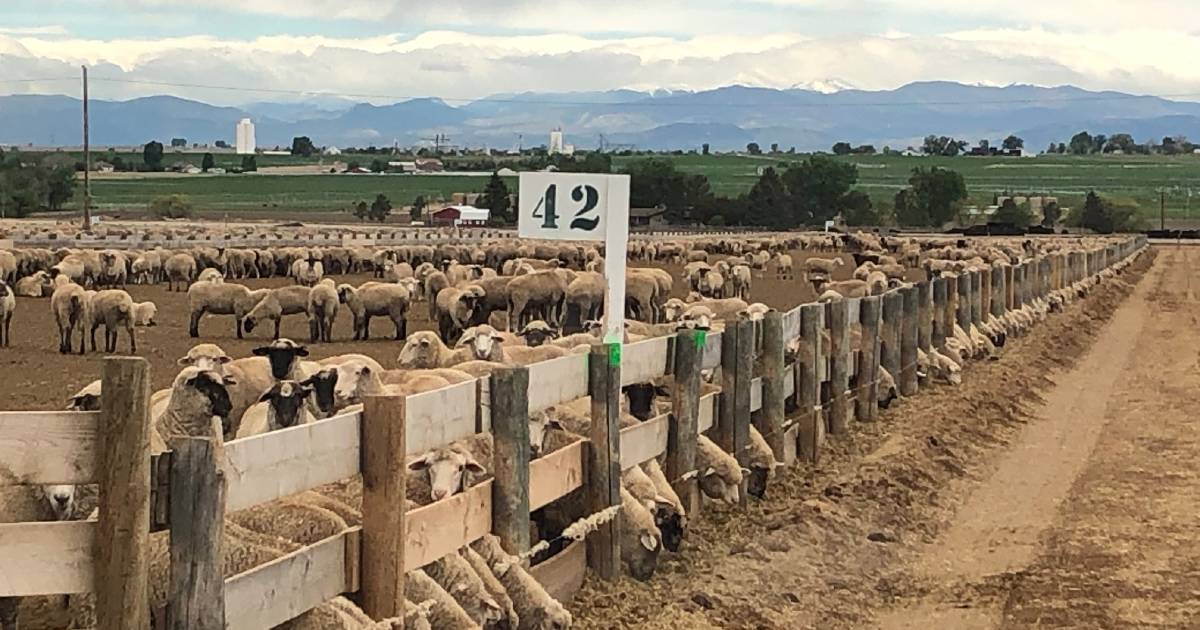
573 248 1187 629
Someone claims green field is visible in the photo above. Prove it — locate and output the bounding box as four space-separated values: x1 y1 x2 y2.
45 151 1200 224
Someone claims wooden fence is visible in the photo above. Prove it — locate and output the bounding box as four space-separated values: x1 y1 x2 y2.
0 236 1146 629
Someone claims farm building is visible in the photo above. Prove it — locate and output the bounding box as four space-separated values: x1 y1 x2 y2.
431 204 489 226
630 206 669 227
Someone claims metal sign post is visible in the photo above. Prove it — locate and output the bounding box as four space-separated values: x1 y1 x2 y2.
518 172 630 344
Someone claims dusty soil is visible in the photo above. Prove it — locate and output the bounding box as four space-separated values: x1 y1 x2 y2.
0 249 896 410
570 248 1165 629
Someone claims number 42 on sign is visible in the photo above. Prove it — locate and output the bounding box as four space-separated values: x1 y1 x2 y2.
518 172 630 345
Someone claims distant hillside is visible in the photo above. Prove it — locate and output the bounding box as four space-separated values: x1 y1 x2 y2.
4 82 1200 152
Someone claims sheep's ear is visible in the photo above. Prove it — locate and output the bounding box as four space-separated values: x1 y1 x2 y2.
515 328 527 337
464 456 487 475
216 355 231 365
295 346 309 357
702 466 717 477
251 347 271 357
407 456 432 472
639 534 659 551
653 495 675 509
740 467 752 476
258 385 280 402
176 355 194 366
547 419 564 431
222 375 237 387
491 334 506 343
654 385 671 397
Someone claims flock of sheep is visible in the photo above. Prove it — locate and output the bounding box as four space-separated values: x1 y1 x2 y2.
0 230 1137 630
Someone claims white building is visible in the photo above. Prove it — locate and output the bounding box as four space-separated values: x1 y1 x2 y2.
549 128 565 155
235 118 256 155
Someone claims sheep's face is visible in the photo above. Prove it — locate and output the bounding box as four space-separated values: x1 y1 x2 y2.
527 411 564 459
177 345 232 373
650 498 686 552
622 384 669 422
699 466 743 504
408 447 486 502
621 527 661 582
398 333 440 369
302 369 338 416
252 341 309 380
0 281 9 299
42 485 76 520
260 381 313 428
746 466 771 499
517 322 558 348
460 327 504 361
662 299 687 323
66 386 102 411
333 363 373 406
183 369 234 423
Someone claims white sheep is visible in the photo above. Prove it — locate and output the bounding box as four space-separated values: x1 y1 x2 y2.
291 257 325 287
397 331 474 369
86 289 137 353
152 366 234 452
306 278 338 343
471 535 573 630
187 282 268 339
14 270 48 297
242 285 311 340
696 435 746 504
619 486 664 581
164 253 198 291
133 301 158 326
422 550 505 627
50 281 88 354
0 280 13 347
338 282 412 341
196 267 224 284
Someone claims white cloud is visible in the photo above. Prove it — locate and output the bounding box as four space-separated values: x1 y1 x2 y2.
0 25 68 36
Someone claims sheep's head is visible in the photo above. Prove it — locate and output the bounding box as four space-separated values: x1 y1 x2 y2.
300 368 339 417
331 360 377 406
517 320 558 347
662 298 687 323
408 446 487 502
259 380 313 429
252 339 309 380
336 284 356 304
0 281 9 299
396 277 419 295
458 325 506 361
622 384 670 421
527 411 565 459
738 303 772 322
817 290 843 303
680 306 714 330
397 332 441 369
877 368 899 409
66 380 103 411
174 367 235 432
177 343 232 373
698 458 746 505
42 485 77 521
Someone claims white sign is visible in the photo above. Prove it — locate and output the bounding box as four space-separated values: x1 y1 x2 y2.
518 172 630 345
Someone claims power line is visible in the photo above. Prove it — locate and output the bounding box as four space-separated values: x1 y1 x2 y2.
0 77 77 84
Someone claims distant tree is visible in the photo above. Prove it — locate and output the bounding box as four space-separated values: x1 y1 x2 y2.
370 159 387 173
978 139 990 153
1041 200 1062 227
411 195 427 222
215 140 229 149
892 188 924 227
291 136 317 157
170 137 187 148
1091 133 1108 154
45 164 75 210
831 142 853 155
368 193 391 223
701 143 710 155
922 135 967 156
240 155 257 172
1160 136 1178 155
1046 142 1058 155
622 158 712 222
744 167 789 227
840 190 879 226
479 171 512 222
769 143 779 154
1056 142 1067 154
1002 134 1024 151
782 155 859 225
1068 131 1093 155
746 142 762 155
353 200 369 221
142 141 164 170
1104 133 1136 153
992 198 1034 227
1073 191 1141 234
201 153 215 172
852 144 876 154
148 194 193 218
895 166 968 226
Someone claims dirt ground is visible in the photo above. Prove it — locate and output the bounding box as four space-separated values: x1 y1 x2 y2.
0 248 901 410
570 247 1172 629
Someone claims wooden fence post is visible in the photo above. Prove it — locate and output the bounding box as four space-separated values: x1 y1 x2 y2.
979 268 992 321
586 344 621 578
1005 265 1016 310
991 265 1006 318
719 320 754 503
167 437 226 630
856 296 882 422
669 330 702 516
970 270 984 325
759 311 786 462
826 300 850 435
881 291 903 394
931 278 948 350
797 304 824 461
491 366 531 556
955 272 971 332
917 281 932 354
899 286 919 397
361 394 407 619
96 357 152 630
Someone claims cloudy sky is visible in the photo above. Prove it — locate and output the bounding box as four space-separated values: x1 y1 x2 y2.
2 0 1200 105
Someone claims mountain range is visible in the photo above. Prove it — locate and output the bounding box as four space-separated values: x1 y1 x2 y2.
4 82 1200 152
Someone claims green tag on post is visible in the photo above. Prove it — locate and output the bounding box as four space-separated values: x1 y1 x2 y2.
609 343 621 367
694 330 707 348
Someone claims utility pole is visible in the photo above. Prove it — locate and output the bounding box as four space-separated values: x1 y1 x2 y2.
1160 189 1166 231
82 65 92 231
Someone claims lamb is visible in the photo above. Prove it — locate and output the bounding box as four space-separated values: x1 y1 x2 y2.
422 270 449 314
242 285 312 339
622 464 685 554
565 271 604 325
164 253 198 291
744 425 782 499
338 282 412 341
130 252 162 284
866 270 889 296
234 380 315 439
662 297 748 323
501 343 569 366
86 289 137 353
177 340 309 439
456 324 508 363
96 250 128 288
696 435 746 504
407 433 494 503
14 270 49 297
729 264 753 300
187 282 269 339
280 596 413 630
461 546 520 630
877 366 899 409
805 256 845 279
471 535 573 630
49 254 89 286
0 281 12 347
926 348 963 386
435 284 485 344
66 379 103 411
619 487 664 581
697 269 725 299
132 301 158 326
51 281 89 354
307 279 339 343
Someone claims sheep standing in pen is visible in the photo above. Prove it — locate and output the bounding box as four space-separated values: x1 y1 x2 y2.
472 535 573 630
291 256 325 287
50 281 89 354
164 253 197 291
0 280 13 347
242 285 311 340
234 380 315 439
773 252 795 279
187 282 269 338
132 301 157 326
435 284 485 344
396 331 475 369
87 289 137 353
307 278 338 343
338 282 412 341
197 267 225 284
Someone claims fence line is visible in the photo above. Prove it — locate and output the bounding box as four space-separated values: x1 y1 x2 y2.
0 235 1147 628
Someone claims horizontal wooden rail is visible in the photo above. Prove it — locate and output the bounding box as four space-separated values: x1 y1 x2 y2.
621 337 672 385
224 410 361 513
224 528 360 630
530 440 585 511
697 392 718 433
620 414 669 470
0 521 94 596
405 482 492 571
527 354 589 414
701 332 723 370
529 539 587 605
0 411 99 484
405 381 478 455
